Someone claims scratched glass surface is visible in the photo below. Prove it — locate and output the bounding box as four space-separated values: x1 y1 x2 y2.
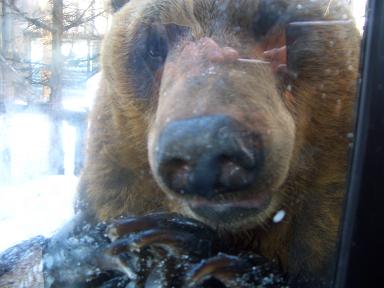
0 1 367 287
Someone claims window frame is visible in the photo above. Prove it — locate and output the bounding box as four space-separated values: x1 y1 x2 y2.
335 0 384 287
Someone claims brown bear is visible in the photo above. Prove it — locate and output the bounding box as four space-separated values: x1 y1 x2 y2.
0 0 361 287
73 0 361 286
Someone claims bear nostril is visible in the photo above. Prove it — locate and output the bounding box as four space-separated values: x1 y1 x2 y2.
218 157 256 191
159 159 191 194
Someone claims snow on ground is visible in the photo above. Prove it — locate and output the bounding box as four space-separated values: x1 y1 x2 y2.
0 111 80 253
0 175 77 253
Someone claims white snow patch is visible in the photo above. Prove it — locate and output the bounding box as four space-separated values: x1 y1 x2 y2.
0 175 77 253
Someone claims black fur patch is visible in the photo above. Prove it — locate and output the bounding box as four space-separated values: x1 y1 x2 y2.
252 0 288 38
128 23 191 100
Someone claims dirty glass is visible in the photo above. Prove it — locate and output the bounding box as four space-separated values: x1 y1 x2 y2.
0 0 367 287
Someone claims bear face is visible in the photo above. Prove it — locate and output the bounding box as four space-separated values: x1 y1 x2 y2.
147 41 296 231
78 0 360 281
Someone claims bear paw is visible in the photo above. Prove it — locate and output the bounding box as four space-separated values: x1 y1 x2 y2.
105 213 287 287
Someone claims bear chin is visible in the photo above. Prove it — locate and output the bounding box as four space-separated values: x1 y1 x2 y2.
179 191 277 231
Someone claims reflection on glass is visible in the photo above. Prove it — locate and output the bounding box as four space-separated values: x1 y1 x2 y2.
0 1 366 287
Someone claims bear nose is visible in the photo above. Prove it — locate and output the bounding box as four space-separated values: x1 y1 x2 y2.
156 115 264 198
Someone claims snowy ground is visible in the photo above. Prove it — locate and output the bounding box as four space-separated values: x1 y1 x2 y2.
0 111 80 253
0 80 96 254
0 175 77 253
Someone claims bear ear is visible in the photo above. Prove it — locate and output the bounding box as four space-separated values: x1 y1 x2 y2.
110 0 130 13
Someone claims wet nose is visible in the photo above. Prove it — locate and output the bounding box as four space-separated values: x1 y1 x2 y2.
156 115 264 198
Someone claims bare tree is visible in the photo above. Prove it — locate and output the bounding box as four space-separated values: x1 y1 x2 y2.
1 0 106 174
49 0 65 174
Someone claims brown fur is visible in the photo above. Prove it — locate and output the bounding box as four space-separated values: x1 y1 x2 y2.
78 0 360 284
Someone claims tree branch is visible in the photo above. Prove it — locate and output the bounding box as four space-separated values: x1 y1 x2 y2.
64 10 104 31
63 0 105 32
3 0 53 32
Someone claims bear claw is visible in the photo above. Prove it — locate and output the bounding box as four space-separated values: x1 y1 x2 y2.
104 213 287 287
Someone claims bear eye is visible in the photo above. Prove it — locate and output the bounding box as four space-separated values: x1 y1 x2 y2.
146 26 169 70
128 23 191 100
145 24 191 71
252 0 287 38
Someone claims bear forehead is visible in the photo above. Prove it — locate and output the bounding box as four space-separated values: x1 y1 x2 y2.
124 0 348 38
128 0 287 33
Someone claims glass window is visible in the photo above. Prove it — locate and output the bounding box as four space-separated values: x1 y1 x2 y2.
1 1 376 287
